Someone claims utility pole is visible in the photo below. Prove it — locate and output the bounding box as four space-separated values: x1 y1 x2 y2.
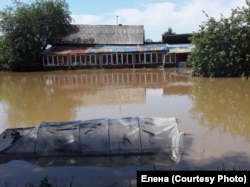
116 15 119 25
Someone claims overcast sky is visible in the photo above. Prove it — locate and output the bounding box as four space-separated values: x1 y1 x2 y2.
0 0 247 41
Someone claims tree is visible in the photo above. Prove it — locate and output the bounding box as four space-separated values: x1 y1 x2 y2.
145 38 153 43
162 27 176 35
0 0 77 70
188 0 250 77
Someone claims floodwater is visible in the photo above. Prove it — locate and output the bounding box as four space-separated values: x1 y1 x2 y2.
0 68 250 186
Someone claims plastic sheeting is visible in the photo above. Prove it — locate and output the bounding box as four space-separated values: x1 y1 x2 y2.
0 117 182 164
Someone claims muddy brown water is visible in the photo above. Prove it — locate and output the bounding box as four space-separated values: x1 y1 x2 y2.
0 68 250 186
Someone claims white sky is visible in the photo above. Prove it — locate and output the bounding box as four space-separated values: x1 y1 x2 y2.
0 0 247 41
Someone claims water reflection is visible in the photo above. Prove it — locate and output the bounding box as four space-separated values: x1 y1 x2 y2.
1 69 250 143
190 77 250 140
0 68 250 140
0 69 191 128
1 68 250 186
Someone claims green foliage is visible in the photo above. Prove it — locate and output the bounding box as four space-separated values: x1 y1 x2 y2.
145 38 153 43
188 0 250 77
0 0 77 70
0 36 7 67
162 27 176 35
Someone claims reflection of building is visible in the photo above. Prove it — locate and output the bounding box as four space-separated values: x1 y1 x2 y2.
43 69 193 105
44 69 192 89
42 25 194 70
74 88 146 105
163 81 193 95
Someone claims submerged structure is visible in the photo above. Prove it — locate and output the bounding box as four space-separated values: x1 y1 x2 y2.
0 117 183 166
42 24 193 70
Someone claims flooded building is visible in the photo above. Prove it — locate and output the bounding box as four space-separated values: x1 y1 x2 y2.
42 25 194 70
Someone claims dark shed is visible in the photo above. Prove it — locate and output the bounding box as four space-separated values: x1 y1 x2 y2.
162 33 192 44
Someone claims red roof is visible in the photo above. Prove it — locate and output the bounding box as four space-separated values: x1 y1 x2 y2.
45 46 89 55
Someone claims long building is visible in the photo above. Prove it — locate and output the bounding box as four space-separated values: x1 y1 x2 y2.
42 24 194 70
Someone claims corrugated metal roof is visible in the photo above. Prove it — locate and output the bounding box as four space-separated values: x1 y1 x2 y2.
43 44 193 55
62 25 145 45
43 44 169 55
168 44 195 53
42 46 89 55
86 44 169 53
